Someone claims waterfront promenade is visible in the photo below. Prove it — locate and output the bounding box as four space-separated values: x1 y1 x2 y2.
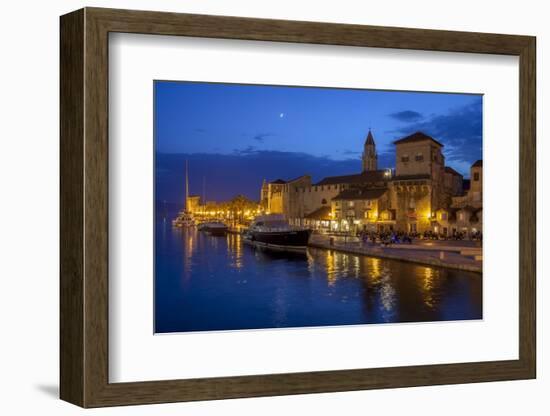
309 235 482 273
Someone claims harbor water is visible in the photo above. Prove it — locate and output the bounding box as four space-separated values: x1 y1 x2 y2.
155 218 482 333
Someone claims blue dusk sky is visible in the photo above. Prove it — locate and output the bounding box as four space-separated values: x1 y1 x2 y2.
155 81 482 205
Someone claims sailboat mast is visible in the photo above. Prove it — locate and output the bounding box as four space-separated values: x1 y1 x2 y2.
185 159 189 211
202 176 206 205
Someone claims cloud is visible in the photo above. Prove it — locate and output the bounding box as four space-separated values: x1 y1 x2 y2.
389 110 423 122
194 128 206 133
252 133 275 143
391 100 482 173
342 149 361 155
155 150 371 204
233 145 257 155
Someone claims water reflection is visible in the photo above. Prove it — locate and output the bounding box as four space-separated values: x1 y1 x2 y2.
155 222 482 333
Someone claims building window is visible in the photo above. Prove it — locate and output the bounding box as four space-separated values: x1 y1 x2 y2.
415 153 424 162
401 155 409 162
348 201 355 207
473 172 480 181
321 198 327 205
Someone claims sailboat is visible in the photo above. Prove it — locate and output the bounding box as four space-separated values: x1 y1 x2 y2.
172 160 196 228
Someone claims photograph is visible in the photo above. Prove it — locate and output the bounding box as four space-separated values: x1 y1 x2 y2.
154 81 483 333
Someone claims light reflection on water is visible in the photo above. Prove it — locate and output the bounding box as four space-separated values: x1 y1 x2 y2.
155 224 482 333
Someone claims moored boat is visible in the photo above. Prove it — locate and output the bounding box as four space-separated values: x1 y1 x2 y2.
172 160 196 228
244 214 311 252
198 221 228 236
172 210 195 228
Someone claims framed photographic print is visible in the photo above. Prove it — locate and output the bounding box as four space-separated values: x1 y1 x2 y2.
60 7 536 408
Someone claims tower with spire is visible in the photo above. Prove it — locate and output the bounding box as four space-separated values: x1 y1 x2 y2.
362 129 378 172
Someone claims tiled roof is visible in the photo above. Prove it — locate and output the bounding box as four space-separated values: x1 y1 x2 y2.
393 131 443 147
315 170 387 186
270 175 309 185
444 166 463 176
391 174 432 181
333 187 388 201
304 206 332 220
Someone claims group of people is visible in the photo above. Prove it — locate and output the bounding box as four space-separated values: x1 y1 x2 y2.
356 229 483 246
358 230 413 247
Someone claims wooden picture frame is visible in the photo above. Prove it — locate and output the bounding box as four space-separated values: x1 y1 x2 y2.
60 7 536 408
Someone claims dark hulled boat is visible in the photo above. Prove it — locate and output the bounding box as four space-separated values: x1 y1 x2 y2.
244 214 312 252
199 221 228 236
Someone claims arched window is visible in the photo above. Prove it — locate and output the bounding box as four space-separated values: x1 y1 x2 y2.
321 198 327 205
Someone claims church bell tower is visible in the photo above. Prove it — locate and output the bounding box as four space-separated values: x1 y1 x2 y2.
362 129 378 172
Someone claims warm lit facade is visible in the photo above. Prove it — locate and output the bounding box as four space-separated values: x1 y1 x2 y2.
260 130 482 236
186 195 201 213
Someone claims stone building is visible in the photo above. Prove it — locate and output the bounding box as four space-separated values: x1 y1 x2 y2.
186 195 201 213
260 130 482 236
362 129 378 172
260 175 312 218
438 160 483 237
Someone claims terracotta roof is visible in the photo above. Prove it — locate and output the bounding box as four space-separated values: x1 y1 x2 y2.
333 187 387 201
315 170 387 186
444 166 463 177
393 131 443 147
391 174 431 181
270 175 309 185
305 206 332 220
365 130 375 145
472 160 483 167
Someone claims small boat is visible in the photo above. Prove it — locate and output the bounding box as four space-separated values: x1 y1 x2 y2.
172 160 195 228
172 210 195 228
243 214 311 252
198 221 228 236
